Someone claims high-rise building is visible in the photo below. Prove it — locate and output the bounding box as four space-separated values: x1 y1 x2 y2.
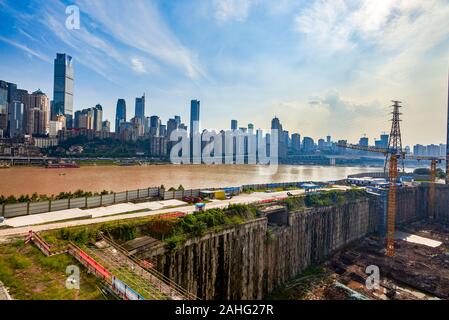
359 136 369 146
0 81 9 136
115 99 126 133
27 89 49 135
318 138 325 149
291 133 301 153
167 118 178 137
52 53 74 128
7 101 24 137
75 109 93 130
375 133 389 149
413 144 426 156
231 120 238 130
149 115 161 137
271 116 287 159
174 115 181 126
160 124 167 137
102 120 111 133
190 99 200 162
149 136 167 157
48 120 63 137
135 94 145 121
130 116 145 137
93 104 103 131
302 137 315 153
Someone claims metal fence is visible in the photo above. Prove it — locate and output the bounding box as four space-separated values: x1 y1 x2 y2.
1 181 320 218
1 187 162 218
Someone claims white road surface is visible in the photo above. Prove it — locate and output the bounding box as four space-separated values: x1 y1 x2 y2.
0 187 349 242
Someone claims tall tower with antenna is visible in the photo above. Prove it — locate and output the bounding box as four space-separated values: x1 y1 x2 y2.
384 101 405 175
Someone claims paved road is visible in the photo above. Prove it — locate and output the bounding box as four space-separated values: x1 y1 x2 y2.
0 187 348 242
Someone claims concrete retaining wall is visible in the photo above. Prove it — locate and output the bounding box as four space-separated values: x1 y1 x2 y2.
138 186 449 300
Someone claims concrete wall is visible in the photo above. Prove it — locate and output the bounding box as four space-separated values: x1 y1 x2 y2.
137 186 449 300
138 198 378 299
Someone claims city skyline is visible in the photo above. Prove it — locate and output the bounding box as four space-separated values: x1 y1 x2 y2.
0 0 449 146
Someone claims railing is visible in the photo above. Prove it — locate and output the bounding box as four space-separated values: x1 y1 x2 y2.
2 181 329 218
68 243 111 281
25 230 67 257
100 233 199 300
26 230 150 300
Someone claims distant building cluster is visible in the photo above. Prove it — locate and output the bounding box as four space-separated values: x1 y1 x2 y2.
0 52 445 161
413 144 447 157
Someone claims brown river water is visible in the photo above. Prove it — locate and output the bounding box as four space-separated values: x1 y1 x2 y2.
0 164 382 196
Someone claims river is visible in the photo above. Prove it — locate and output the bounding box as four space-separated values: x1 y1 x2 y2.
0 164 383 196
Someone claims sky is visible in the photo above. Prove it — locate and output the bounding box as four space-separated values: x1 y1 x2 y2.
0 0 448 146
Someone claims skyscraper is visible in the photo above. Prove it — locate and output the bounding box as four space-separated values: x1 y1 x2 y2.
0 81 8 136
190 99 200 162
27 89 49 135
7 101 24 137
149 115 160 137
52 53 74 128
135 94 145 121
93 104 103 131
231 120 238 130
291 133 301 153
271 116 287 159
302 137 315 153
115 99 126 133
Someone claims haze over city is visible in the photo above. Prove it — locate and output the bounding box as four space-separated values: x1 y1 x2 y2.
1 0 449 146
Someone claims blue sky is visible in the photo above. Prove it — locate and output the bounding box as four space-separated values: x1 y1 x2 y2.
1 0 449 146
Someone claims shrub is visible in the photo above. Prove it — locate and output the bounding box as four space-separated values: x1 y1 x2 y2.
165 234 186 252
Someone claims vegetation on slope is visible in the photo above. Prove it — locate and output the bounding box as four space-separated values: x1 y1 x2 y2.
164 204 257 251
281 189 366 211
0 240 104 300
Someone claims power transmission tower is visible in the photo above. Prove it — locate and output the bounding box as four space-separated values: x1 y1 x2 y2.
384 101 405 175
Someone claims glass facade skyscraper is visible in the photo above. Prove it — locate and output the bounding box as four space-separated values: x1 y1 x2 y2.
52 53 74 128
8 101 24 137
0 81 8 135
135 94 145 121
115 99 126 133
231 119 237 130
190 99 200 162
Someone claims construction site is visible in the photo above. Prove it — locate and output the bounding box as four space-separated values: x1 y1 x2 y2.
1 91 449 301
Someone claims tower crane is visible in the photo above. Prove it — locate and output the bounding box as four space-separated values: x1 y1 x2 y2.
337 101 404 257
336 141 400 257
337 101 444 256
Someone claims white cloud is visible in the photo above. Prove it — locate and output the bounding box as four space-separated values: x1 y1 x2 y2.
213 0 256 22
294 0 449 55
131 58 146 74
75 0 206 80
0 36 51 63
267 90 384 142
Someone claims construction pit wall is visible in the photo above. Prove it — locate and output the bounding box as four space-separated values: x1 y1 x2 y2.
133 185 449 300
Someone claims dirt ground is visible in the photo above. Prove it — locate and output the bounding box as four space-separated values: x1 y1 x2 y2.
273 220 449 300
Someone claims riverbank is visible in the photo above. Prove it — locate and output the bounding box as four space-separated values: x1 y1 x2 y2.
0 164 383 197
